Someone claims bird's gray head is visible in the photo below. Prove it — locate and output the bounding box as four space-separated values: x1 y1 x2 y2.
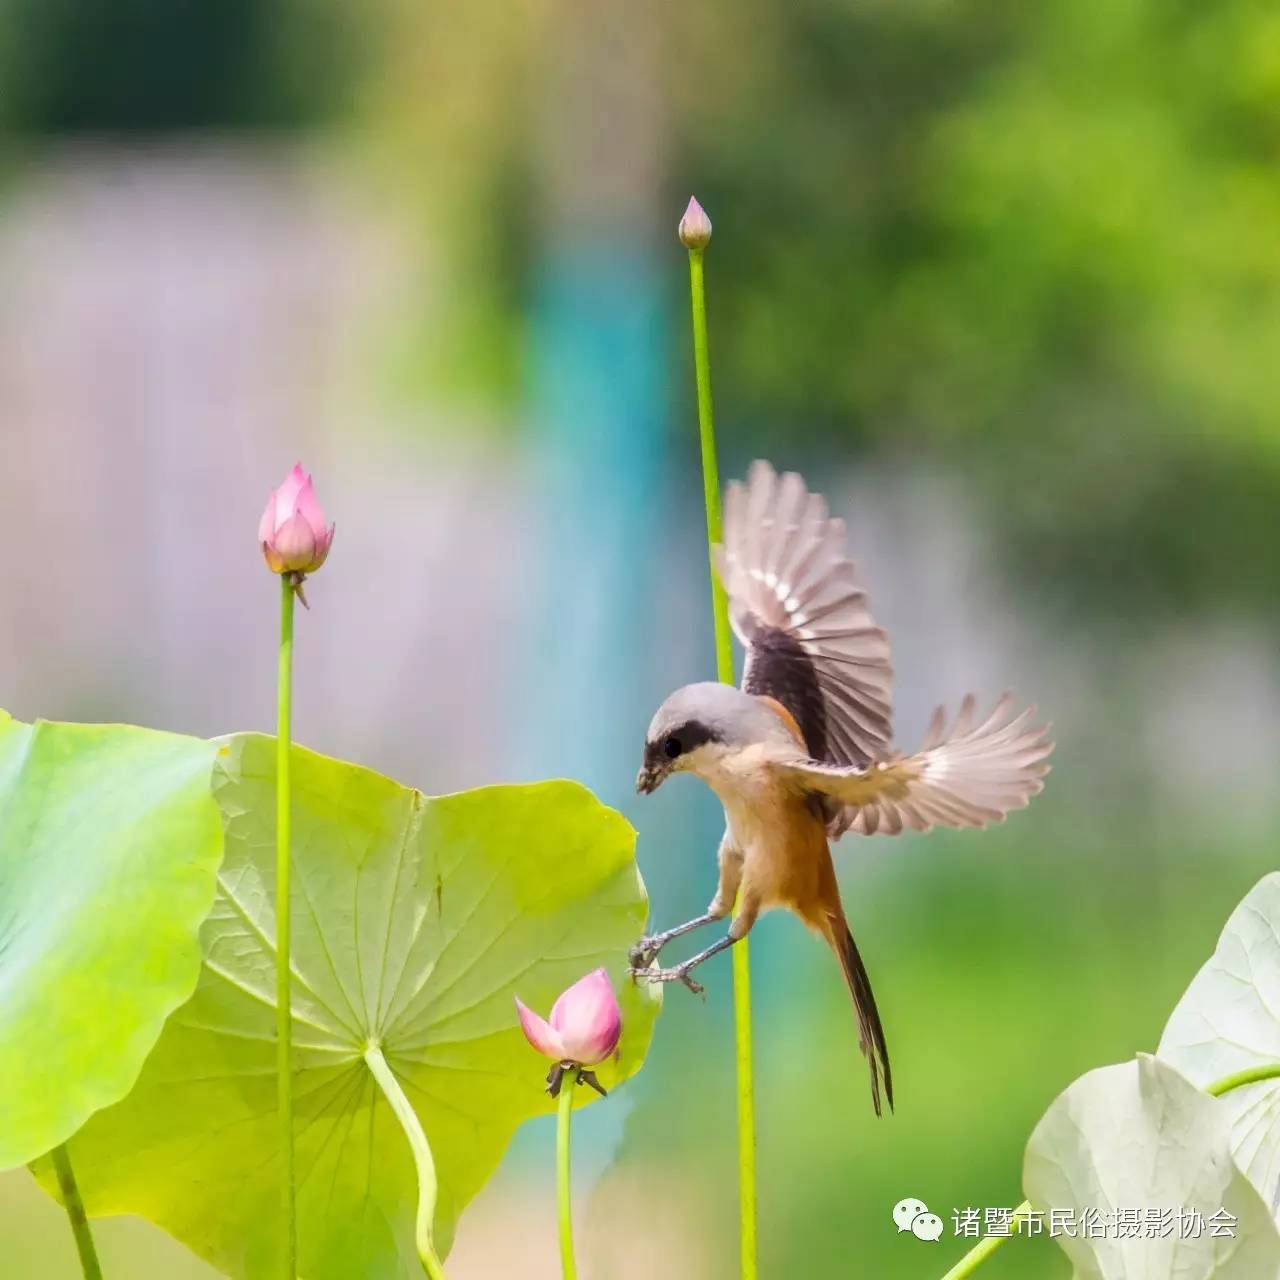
636 681 784 795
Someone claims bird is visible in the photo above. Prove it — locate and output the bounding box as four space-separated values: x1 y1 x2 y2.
630 460 1052 1115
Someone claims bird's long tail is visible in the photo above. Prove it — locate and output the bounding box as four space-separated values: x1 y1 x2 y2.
824 912 893 1116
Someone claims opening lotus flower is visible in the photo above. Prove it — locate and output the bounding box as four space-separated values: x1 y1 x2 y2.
259 463 334 579
515 968 622 1096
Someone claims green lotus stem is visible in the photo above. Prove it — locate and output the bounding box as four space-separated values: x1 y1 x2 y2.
51 1144 103 1280
557 1067 582 1280
940 1061 1280 1278
939 1202 1030 1280
685 227 758 1280
365 1045 447 1279
276 576 297 1277
729 910 758 1280
687 247 735 678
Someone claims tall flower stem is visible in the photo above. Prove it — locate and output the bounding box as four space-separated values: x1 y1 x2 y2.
52 1144 103 1280
556 1067 583 1280
939 1202 1031 1280
364 1045 448 1279
276 575 297 1277
688 248 735 679
939 1061 1280 1278
685 224 758 1280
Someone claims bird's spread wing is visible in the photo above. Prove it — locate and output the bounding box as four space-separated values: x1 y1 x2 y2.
772 694 1052 836
716 460 893 770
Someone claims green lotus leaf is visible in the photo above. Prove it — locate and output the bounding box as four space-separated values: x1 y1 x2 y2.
37 733 659 1278
1160 871 1280 1211
0 710 223 1170
1023 1053 1280 1279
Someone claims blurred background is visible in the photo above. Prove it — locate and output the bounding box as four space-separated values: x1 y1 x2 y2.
1 0 1278 1276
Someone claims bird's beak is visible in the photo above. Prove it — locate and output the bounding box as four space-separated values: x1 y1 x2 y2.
635 765 663 796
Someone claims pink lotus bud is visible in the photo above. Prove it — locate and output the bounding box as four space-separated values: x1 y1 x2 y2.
259 463 334 576
515 968 622 1067
678 196 712 251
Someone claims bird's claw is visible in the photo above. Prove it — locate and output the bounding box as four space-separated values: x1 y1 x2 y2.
627 964 705 996
628 937 661 970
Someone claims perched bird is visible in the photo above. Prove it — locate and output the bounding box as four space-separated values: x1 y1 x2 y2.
631 461 1052 1114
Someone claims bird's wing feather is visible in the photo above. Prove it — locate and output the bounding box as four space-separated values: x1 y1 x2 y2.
716 460 893 769
772 694 1052 836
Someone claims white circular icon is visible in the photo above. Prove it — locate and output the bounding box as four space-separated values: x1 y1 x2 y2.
912 1212 945 1242
893 1197 930 1233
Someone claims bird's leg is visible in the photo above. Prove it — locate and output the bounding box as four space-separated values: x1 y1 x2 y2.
631 893 759 995
628 834 742 969
628 912 721 970
635 933 739 995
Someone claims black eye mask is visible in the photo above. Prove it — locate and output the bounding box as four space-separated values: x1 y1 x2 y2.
645 719 720 769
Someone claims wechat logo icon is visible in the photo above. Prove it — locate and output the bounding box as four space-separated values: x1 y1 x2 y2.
893 1197 945 1242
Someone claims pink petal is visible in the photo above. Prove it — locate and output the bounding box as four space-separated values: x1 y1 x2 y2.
293 475 328 539
258 492 278 543
261 540 285 574
273 463 309 527
549 968 622 1065
309 523 335 570
515 997 566 1061
272 511 317 572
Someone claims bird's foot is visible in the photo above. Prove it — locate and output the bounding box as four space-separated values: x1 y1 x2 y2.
628 936 663 970
627 962 704 996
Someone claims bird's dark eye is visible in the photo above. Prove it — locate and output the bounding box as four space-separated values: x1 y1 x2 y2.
662 735 682 760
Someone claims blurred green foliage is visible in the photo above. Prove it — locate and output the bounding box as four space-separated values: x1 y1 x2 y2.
10 0 1275 610
669 0 1280 615
676 0 1280 443
1 0 355 132
365 0 1280 615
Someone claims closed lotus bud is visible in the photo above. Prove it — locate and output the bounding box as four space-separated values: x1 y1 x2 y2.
515 968 622 1067
259 463 334 576
678 196 712 250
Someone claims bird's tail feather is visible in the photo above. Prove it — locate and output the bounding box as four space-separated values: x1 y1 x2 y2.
825 913 893 1116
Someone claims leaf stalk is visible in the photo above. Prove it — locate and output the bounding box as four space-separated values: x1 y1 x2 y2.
52 1144 103 1280
364 1044 447 1279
